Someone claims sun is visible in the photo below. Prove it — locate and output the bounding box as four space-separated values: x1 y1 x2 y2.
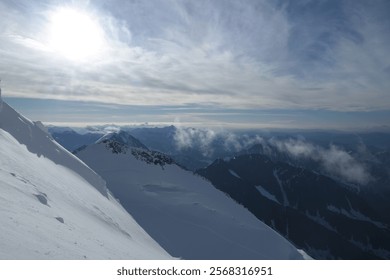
48 7 106 62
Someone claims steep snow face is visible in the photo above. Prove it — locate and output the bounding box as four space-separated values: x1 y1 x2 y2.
76 135 304 260
0 102 171 259
0 102 107 197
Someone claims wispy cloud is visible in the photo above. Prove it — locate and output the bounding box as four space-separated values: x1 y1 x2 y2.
1 0 390 126
174 126 218 156
173 126 266 157
269 138 372 185
173 126 372 185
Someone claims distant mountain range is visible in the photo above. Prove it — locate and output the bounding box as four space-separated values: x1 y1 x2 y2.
46 124 390 259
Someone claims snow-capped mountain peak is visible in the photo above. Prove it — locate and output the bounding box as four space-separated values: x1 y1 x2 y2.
76 133 305 259
96 130 147 148
96 130 148 151
88 130 175 167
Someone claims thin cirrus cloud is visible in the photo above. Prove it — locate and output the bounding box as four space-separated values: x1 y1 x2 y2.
0 0 390 128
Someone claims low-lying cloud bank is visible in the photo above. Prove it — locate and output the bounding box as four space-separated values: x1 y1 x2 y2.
173 127 372 185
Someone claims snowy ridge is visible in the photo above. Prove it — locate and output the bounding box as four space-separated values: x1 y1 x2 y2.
131 149 174 166
0 102 108 197
77 132 305 260
96 130 148 150
0 101 171 259
87 131 175 167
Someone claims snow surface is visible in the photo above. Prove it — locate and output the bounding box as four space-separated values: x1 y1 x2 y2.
327 204 387 229
273 169 289 207
0 102 107 197
228 169 241 179
0 102 171 259
77 138 305 260
255 185 280 204
305 211 336 232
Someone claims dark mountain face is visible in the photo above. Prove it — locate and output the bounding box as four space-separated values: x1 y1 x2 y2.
246 142 390 218
197 154 390 259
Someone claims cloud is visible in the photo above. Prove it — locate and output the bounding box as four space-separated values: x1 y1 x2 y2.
173 127 218 156
1 0 390 117
269 138 372 185
173 126 266 158
223 133 265 152
173 125 372 185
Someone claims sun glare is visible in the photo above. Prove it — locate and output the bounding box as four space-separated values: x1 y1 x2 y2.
48 8 106 62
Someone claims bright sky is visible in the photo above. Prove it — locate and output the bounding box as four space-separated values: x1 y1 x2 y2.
0 0 389 130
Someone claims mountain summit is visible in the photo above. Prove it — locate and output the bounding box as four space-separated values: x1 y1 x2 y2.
96 130 149 150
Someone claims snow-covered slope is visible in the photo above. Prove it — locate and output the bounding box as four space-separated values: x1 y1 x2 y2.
0 102 107 196
0 101 171 259
76 132 304 259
